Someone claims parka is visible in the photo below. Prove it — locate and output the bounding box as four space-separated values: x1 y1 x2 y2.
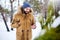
11 6 35 40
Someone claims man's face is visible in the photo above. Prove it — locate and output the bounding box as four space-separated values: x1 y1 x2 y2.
24 7 31 13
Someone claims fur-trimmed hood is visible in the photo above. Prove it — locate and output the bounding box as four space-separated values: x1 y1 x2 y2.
16 6 34 15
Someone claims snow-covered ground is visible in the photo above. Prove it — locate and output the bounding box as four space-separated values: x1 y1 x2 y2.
0 14 42 40
0 17 16 40
52 16 60 28
0 13 60 40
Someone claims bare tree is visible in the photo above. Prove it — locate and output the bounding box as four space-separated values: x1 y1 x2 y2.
18 0 19 6
0 5 10 32
40 0 49 19
10 0 14 30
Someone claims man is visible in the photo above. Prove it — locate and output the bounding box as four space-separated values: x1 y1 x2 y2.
11 2 36 40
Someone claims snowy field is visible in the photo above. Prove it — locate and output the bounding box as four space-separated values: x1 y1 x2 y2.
0 15 42 40
0 13 60 40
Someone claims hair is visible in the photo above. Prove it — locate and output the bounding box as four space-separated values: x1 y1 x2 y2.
21 7 32 14
17 5 33 15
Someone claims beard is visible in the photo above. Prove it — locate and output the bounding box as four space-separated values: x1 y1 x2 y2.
24 11 29 14
23 10 32 14
21 7 32 14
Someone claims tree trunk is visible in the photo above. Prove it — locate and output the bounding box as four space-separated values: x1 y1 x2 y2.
1 12 10 32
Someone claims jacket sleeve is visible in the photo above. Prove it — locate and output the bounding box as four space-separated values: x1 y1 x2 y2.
31 15 35 25
11 14 19 28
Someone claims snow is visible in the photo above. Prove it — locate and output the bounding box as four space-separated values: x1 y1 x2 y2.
1 13 60 40
0 17 16 40
0 31 16 40
52 16 60 28
32 21 41 40
32 14 46 40
0 14 42 40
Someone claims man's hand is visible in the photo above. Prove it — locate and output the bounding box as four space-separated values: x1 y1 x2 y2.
31 24 36 29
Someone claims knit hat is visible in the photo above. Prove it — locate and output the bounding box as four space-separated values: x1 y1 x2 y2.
22 2 31 9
